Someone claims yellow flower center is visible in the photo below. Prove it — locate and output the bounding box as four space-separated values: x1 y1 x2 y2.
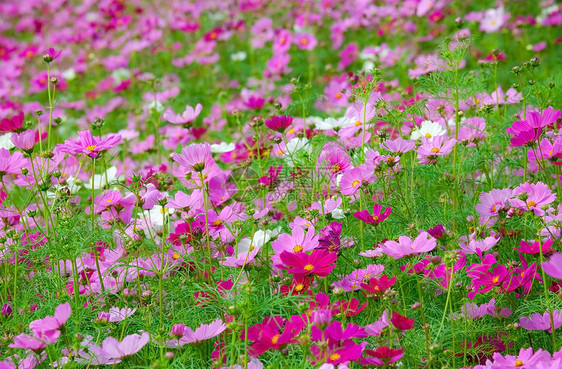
86 145 97 151
431 148 440 153
352 180 360 187
288 128 294 134
304 264 314 271
294 283 304 291
492 205 496 212
300 38 308 45
160 207 168 214
106 199 112 203
492 276 499 284
355 120 362 126
330 353 341 361
331 164 341 173
335 93 342 99
210 32 217 39
372 215 379 221
271 335 279 344
26 50 34 58
474 98 480 104
527 200 537 207
278 150 283 155
293 245 303 253
248 245 255 252
213 220 223 226
425 133 432 138
549 150 553 156
373 285 380 291
172 253 180 260
515 360 523 367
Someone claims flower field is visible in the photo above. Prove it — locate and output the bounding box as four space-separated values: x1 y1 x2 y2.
1 0 562 368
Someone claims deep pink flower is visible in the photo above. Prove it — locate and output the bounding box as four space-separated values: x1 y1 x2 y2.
244 316 303 356
59 130 121 158
361 346 404 366
509 128 542 147
258 164 282 186
264 115 293 133
390 312 415 331
272 225 318 261
44 47 62 62
101 332 149 359
467 262 510 300
353 203 391 225
9 331 60 351
516 239 554 255
280 249 337 277
360 275 396 299
163 103 203 125
380 232 436 259
0 112 24 133
293 32 317 50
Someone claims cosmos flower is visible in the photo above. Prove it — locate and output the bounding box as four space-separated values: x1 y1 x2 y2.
508 181 556 216
59 130 121 159
380 232 436 259
280 249 337 277
264 115 293 133
543 253 562 280
101 332 149 359
520 310 561 333
353 203 392 225
163 103 203 125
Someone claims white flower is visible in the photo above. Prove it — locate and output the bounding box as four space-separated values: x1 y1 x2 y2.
230 52 247 62
410 120 447 140
362 60 375 73
84 166 119 190
315 117 354 131
47 177 81 198
283 138 312 166
146 100 164 113
236 229 273 255
0 133 14 150
210 142 235 153
144 205 174 230
62 69 76 80
111 68 131 83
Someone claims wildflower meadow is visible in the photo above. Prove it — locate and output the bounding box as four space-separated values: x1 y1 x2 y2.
1 0 562 368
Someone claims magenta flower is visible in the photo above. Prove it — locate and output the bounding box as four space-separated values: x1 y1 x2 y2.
101 331 149 359
59 130 121 158
516 239 554 255
11 130 35 152
244 316 304 356
43 47 62 62
163 103 203 125
508 181 556 216
380 231 436 260
467 263 510 300
520 310 561 333
508 107 561 132
509 128 542 147
280 249 337 277
340 168 363 196
264 115 293 133
353 204 392 225
317 143 352 178
543 253 562 280
416 136 457 164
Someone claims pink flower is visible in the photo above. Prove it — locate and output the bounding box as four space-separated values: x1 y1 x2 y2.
520 310 561 333
479 7 507 33
380 137 415 155
475 188 513 225
490 347 551 368
101 331 149 359
163 103 203 125
11 130 35 152
170 319 226 347
416 136 456 164
43 47 62 62
272 225 318 262
9 331 60 351
459 236 499 254
0 148 28 178
59 130 121 158
516 239 554 255
543 253 562 279
380 232 437 259
293 32 317 50
509 128 542 147
508 182 556 216
340 168 363 196
29 302 71 335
